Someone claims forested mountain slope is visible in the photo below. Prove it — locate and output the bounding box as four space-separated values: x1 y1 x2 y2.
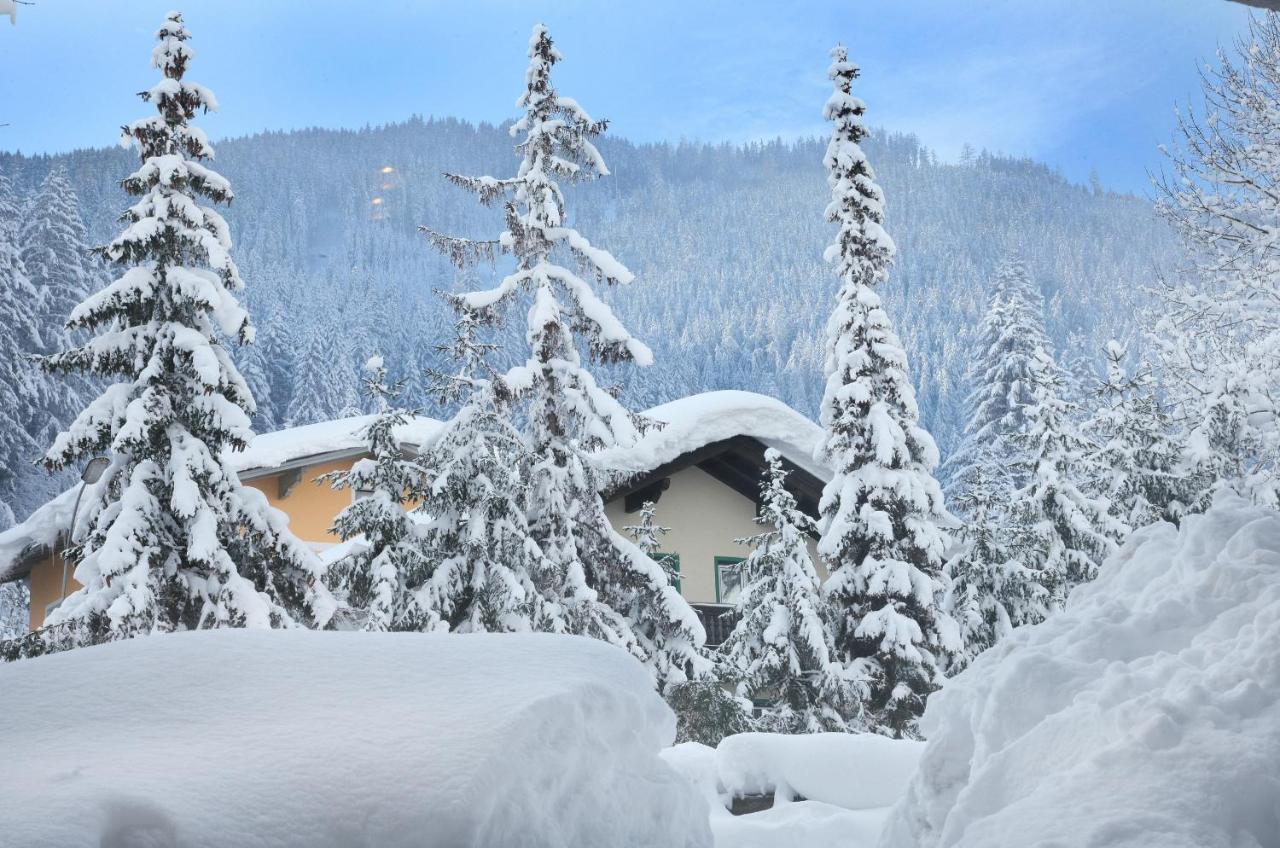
0 117 1173 517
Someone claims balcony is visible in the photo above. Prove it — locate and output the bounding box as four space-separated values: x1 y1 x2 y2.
691 603 739 647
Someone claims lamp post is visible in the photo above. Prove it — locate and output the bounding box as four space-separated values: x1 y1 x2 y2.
56 457 110 609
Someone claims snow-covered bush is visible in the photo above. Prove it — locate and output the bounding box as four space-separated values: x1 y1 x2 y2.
880 493 1280 847
0 630 711 847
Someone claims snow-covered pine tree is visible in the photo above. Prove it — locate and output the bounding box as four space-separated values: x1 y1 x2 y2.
943 444 1047 670
721 449 861 733
38 13 334 646
19 166 101 443
624 500 679 587
814 45 958 738
285 324 362 426
0 174 43 526
408 296 544 633
1011 349 1127 611
424 25 706 689
324 356 430 631
1088 340 1188 528
1150 12 1280 508
0 580 28 640
944 254 1050 499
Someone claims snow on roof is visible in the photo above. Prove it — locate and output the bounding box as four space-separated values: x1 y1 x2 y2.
0 392 823 582
0 629 711 846
233 414 443 475
599 390 827 483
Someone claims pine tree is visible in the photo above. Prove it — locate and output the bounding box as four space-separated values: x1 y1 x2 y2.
624 500 678 587
324 356 431 631
0 174 43 523
38 13 334 646
0 580 28 640
19 166 101 442
408 298 545 634
286 324 361 426
1011 350 1127 611
943 446 1047 670
1088 340 1188 528
721 450 862 733
20 167 100 351
815 45 958 737
944 254 1049 498
424 25 706 689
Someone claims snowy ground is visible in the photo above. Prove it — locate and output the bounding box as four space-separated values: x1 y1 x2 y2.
663 732 923 848
0 630 710 848
881 493 1280 847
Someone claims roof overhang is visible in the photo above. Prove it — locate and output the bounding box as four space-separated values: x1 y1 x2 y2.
603 435 825 521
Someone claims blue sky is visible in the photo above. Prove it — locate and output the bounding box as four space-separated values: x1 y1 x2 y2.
0 1 1254 193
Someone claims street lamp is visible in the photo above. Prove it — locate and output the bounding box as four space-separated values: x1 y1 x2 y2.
55 457 110 609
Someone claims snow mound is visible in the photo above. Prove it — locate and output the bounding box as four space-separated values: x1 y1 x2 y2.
718 732 923 810
880 493 1280 848
663 733 922 848
0 630 711 848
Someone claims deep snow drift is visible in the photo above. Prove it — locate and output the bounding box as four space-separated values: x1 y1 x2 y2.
880 493 1280 847
664 732 923 848
0 630 711 848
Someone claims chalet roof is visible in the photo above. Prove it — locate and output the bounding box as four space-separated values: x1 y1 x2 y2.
0 392 826 583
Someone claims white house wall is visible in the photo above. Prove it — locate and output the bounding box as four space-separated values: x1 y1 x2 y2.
605 464 826 605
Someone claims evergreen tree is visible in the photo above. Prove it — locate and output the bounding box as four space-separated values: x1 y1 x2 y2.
409 299 545 634
38 13 334 646
721 450 861 733
0 174 43 523
943 447 1047 670
624 500 678 587
1011 350 1127 611
324 356 431 631
945 254 1049 497
1088 340 1188 528
424 25 706 689
20 167 99 351
815 45 958 738
19 166 100 442
0 580 27 640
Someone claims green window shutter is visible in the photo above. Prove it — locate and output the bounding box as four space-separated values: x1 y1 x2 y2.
714 556 746 604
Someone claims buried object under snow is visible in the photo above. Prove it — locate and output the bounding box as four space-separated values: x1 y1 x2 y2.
0 629 711 848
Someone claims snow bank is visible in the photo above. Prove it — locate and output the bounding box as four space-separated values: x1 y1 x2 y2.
880 493 1280 848
0 630 711 848
663 733 922 848
598 390 827 482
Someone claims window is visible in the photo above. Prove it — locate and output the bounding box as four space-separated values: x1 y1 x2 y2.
651 552 681 593
715 556 746 604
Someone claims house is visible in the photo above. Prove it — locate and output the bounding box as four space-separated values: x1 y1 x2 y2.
0 391 829 642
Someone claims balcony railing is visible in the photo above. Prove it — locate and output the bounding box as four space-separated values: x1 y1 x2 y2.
691 603 739 648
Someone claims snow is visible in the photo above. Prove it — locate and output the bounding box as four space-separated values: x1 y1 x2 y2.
233 413 443 475
718 732 923 811
880 492 1280 848
599 390 828 483
663 732 923 848
0 629 711 847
